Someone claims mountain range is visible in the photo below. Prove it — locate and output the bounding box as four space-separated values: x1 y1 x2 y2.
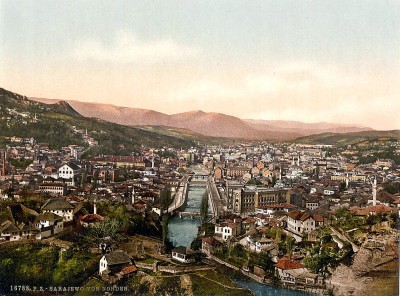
31 97 372 140
0 87 218 155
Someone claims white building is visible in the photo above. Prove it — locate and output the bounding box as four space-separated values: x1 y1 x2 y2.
0 221 21 241
287 211 324 234
34 212 64 239
171 247 195 263
214 222 239 242
58 162 81 180
39 182 67 196
41 198 74 221
99 251 132 275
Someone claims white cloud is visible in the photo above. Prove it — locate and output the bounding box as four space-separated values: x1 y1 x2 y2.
71 31 200 64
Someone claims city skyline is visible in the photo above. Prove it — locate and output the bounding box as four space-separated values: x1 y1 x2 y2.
1 0 399 130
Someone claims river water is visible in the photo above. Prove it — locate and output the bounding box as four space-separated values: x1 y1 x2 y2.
167 185 204 247
167 167 313 296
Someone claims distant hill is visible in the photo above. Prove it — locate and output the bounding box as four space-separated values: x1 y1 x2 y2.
244 119 372 138
294 130 400 146
0 87 217 154
31 97 373 140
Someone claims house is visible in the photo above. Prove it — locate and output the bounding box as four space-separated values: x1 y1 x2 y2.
99 251 132 275
41 197 75 221
0 220 21 241
151 204 162 216
214 167 224 181
18 222 39 240
274 257 324 287
274 257 307 285
39 182 67 196
201 237 222 256
242 216 258 231
34 212 64 232
133 199 148 214
303 196 320 211
171 246 196 263
287 211 324 235
323 188 336 196
214 222 240 242
58 162 81 180
256 203 297 215
246 235 276 253
34 212 64 239
80 214 104 228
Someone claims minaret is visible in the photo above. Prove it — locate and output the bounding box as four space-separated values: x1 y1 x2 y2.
151 156 155 169
93 199 97 215
131 186 136 204
279 165 282 180
372 177 377 206
297 154 300 167
292 156 295 166
345 174 349 188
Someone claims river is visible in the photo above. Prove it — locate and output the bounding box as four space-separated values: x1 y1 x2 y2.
167 166 313 296
167 185 204 247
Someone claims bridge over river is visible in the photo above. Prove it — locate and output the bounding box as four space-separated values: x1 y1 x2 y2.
168 172 221 223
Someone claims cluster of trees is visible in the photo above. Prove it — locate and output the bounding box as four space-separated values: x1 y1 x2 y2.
383 181 400 194
357 145 400 165
0 244 99 293
303 231 353 274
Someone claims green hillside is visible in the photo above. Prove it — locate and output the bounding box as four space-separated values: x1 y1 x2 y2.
294 130 400 146
136 125 225 145
0 87 212 154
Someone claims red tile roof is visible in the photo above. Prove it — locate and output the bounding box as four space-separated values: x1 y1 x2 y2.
274 258 305 270
287 210 324 222
202 237 222 247
121 265 137 275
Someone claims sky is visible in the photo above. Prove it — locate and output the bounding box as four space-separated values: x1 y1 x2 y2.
0 0 399 130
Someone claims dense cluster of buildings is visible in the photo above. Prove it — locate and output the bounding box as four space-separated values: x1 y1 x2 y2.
0 136 399 289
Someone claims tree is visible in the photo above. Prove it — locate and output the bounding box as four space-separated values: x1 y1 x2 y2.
190 237 202 251
257 252 275 272
315 164 320 178
105 170 110 183
80 169 87 187
92 169 99 190
161 213 173 252
281 236 296 255
383 181 400 194
160 186 172 209
271 175 277 187
199 192 209 222
230 244 247 260
247 179 262 185
85 218 122 249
